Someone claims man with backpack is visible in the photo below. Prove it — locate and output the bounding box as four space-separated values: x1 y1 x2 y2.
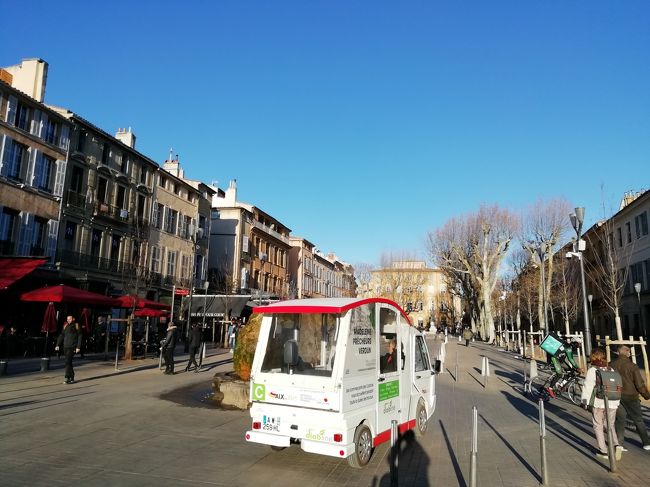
610 345 650 451
580 347 623 460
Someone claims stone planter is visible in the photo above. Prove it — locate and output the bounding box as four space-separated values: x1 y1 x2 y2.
212 372 250 410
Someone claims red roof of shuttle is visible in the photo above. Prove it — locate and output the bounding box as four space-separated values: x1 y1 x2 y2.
253 297 412 325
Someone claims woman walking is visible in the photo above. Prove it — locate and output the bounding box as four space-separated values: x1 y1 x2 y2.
580 347 622 460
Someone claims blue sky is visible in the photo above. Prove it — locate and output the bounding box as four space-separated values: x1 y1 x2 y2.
3 1 649 266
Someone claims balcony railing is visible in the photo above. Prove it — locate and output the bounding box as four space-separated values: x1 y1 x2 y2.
65 190 86 209
251 220 290 245
93 201 130 223
58 249 137 275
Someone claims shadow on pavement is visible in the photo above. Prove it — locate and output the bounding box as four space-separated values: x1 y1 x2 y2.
501 391 605 469
479 413 541 483
373 429 431 487
439 420 467 487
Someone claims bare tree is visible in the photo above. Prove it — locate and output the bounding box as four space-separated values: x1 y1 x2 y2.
584 220 633 340
426 205 519 342
551 255 581 335
353 262 374 297
520 198 572 330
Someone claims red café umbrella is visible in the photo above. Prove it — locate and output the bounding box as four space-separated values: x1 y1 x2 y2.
114 295 170 311
41 301 57 357
21 284 119 307
133 308 169 318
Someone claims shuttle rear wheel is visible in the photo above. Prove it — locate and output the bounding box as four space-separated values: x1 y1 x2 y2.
347 424 373 468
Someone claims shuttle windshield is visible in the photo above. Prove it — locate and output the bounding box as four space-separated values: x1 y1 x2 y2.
260 313 339 377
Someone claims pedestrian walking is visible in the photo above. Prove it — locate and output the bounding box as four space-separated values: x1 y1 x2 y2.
580 347 623 460
160 322 178 375
462 327 473 347
228 319 237 352
610 344 650 451
55 315 82 384
185 323 202 372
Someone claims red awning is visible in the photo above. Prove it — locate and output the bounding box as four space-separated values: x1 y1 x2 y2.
21 284 120 307
0 257 48 290
134 308 170 318
114 294 170 310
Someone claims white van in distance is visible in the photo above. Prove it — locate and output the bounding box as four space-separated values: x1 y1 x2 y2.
245 297 438 467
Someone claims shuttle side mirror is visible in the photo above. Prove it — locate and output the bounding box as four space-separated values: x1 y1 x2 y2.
433 359 442 374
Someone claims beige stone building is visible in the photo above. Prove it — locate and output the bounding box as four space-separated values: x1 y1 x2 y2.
0 59 71 262
210 180 291 300
365 260 457 329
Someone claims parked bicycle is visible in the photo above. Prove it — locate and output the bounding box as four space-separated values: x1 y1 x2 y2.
528 368 583 404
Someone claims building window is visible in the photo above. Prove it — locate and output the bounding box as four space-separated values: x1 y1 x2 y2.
76 131 86 152
44 119 58 145
635 211 649 238
137 194 146 221
139 167 147 185
34 154 54 192
110 235 120 261
180 215 191 238
153 203 164 229
626 222 632 243
159 175 166 188
0 208 19 252
70 166 84 194
165 209 178 234
90 229 102 256
101 144 110 165
115 185 126 210
181 254 190 280
630 262 644 291
151 246 160 273
15 101 29 131
4 140 26 181
166 250 177 277
97 177 108 204
617 227 623 247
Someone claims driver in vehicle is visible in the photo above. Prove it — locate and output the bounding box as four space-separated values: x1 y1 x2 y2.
381 338 397 373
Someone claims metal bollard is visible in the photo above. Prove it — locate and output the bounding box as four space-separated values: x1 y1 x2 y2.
114 338 120 371
539 399 548 486
603 394 617 472
469 406 478 487
390 419 399 486
455 351 459 382
481 357 490 388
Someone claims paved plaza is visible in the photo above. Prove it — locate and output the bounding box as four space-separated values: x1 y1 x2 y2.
1 339 649 486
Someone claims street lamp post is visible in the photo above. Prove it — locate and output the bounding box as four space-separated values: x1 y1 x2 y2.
569 207 592 357
535 244 549 332
634 282 642 338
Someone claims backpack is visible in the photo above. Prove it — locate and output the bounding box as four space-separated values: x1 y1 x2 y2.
595 367 622 401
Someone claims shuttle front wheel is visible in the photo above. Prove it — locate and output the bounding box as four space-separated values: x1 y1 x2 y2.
415 400 428 437
347 424 373 468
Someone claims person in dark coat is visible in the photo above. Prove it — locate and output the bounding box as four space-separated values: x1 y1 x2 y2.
160 322 178 375
611 345 650 450
380 338 397 373
185 324 203 372
55 315 82 384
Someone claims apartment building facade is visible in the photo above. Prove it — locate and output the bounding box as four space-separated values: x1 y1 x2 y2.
210 180 291 299
586 190 650 340
0 59 71 263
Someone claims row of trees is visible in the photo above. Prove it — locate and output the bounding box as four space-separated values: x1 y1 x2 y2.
422 198 632 342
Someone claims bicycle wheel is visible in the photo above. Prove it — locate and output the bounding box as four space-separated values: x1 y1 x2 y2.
566 379 583 405
528 375 551 402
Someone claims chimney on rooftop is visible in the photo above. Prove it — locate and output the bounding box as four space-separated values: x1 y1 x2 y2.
115 127 136 148
1 58 48 102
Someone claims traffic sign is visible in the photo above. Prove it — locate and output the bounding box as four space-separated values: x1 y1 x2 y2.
175 288 189 296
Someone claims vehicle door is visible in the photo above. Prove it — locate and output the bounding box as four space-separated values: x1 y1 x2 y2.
412 333 434 411
376 304 402 437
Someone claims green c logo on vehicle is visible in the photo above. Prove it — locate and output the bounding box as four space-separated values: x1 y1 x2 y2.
253 383 266 401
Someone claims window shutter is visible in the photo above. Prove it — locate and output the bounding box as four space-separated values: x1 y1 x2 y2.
53 158 66 197
27 149 38 187
32 110 42 137
242 235 249 253
59 125 70 151
47 220 58 261
6 96 17 125
18 213 32 255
